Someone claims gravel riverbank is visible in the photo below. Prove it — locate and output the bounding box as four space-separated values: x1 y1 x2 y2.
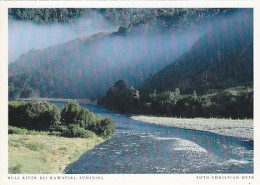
131 116 253 140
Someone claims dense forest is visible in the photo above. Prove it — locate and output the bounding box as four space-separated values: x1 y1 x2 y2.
9 100 115 139
8 8 253 119
8 8 238 100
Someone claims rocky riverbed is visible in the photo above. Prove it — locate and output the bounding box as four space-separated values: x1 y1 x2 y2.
131 116 253 140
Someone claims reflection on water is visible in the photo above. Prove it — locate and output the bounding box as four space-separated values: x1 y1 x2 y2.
54 103 253 174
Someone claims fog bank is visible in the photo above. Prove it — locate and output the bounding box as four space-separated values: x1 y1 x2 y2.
9 11 118 63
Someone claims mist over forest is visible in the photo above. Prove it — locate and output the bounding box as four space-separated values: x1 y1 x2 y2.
8 8 235 63
9 8 214 98
8 8 253 119
9 11 118 63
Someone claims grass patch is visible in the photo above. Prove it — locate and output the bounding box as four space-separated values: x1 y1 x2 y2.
9 134 104 174
25 142 44 151
8 126 49 135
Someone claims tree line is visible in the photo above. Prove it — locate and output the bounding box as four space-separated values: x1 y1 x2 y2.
9 8 235 32
9 100 115 139
98 80 253 119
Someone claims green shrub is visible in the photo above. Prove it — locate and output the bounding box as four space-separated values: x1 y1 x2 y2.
60 100 82 127
60 101 114 138
93 118 115 139
24 100 61 131
71 125 96 138
9 163 23 174
9 101 27 128
9 100 60 131
8 126 29 135
9 100 115 139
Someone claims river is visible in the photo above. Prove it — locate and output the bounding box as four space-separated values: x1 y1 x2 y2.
54 103 253 174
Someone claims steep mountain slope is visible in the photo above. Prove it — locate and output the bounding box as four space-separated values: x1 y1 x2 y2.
141 10 253 95
9 28 198 99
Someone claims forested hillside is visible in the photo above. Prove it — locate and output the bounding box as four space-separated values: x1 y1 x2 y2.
8 8 249 101
9 30 191 99
98 9 253 119
141 10 253 95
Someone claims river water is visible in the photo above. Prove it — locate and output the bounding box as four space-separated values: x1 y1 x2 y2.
54 103 253 174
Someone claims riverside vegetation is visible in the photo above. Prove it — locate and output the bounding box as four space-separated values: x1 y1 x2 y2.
98 80 253 119
8 100 114 173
